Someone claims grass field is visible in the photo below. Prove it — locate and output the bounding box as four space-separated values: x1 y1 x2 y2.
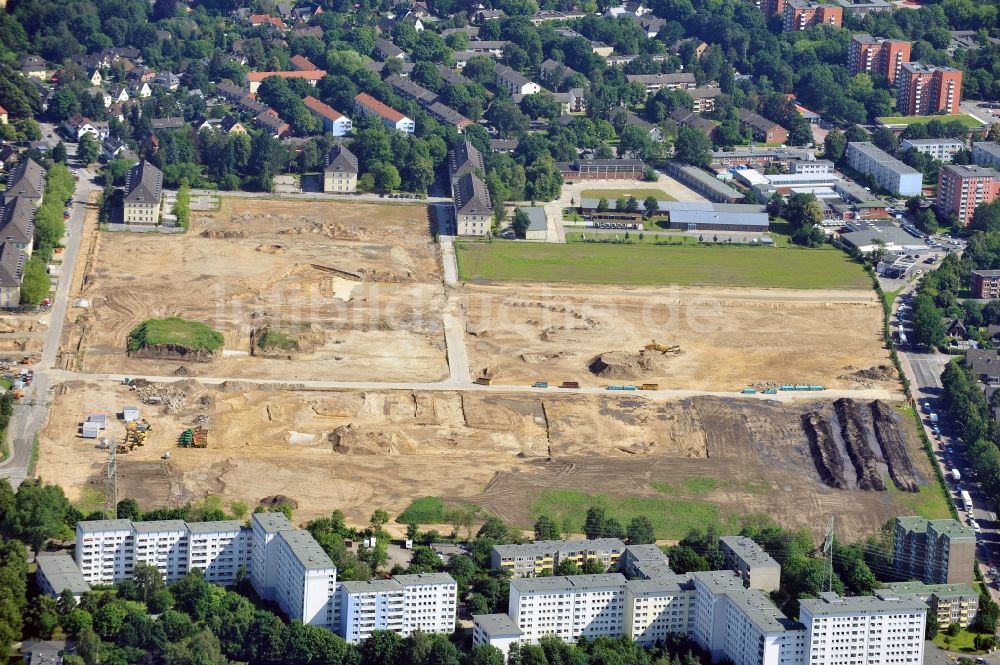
127 317 224 353
530 488 741 540
581 188 678 201
455 241 871 289
566 232 700 245
396 496 446 524
887 483 953 520
933 628 984 653
877 114 983 128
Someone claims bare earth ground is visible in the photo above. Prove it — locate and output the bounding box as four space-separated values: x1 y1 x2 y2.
461 283 894 391
35 380 934 540
61 198 447 382
36 196 927 542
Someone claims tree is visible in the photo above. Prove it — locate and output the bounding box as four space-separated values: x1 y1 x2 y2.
624 197 640 213
823 129 846 162
512 208 531 238
602 517 625 539
133 563 166 604
555 559 580 575
870 239 888 267
596 197 609 213
370 509 390 532
627 516 655 544
51 141 67 164
581 557 605 574
4 479 70 551
674 127 712 168
912 291 946 350
583 507 606 539
25 595 59 639
116 497 142 521
643 196 659 218
972 199 1000 232
19 259 49 305
533 515 559 540
925 611 939 640
469 645 505 665
77 133 99 166
783 193 824 230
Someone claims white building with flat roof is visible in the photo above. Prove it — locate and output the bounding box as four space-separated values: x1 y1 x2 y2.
973 142 1000 170
799 591 926 665
275 529 339 629
722 588 806 665
250 512 294 600
186 520 251 586
133 520 189 583
624 577 694 646
75 519 136 584
900 138 965 163
37 553 91 600
338 573 458 643
719 536 782 592
509 574 629 643
846 142 923 196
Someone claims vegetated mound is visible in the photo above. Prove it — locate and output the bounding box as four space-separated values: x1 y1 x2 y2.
127 317 223 362
588 350 664 380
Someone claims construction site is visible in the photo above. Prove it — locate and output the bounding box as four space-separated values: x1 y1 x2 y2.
35 194 931 542
60 198 448 382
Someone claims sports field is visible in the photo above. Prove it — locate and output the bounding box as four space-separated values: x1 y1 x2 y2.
877 114 983 128
455 241 871 289
581 188 678 201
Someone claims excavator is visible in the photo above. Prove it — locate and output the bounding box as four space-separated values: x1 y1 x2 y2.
645 339 680 354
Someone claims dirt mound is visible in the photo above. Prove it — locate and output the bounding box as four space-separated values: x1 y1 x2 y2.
329 424 421 455
258 495 298 510
869 400 918 492
173 365 190 376
256 244 285 254
802 410 847 489
833 398 885 491
131 344 218 363
588 350 663 380
201 230 248 239
840 365 897 384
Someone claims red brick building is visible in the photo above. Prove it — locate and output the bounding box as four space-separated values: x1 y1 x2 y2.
737 110 789 145
936 164 1000 227
784 0 842 31
896 63 963 115
973 270 1000 299
848 34 911 84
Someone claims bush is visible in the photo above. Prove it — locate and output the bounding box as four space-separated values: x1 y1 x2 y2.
257 328 298 351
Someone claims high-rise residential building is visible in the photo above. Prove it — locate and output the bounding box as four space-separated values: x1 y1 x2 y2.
937 164 1000 226
848 34 911 83
338 573 457 643
274 529 339 630
251 512 294 600
719 536 781 592
624 576 695 646
509 574 630 643
799 591 927 665
896 62 963 115
893 517 976 585
783 0 842 31
845 142 923 196
721 588 806 665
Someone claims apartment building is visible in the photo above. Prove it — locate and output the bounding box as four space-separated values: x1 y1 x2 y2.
900 137 964 163
323 145 359 193
893 517 976 585
799 591 926 665
122 160 163 225
973 270 1000 299
303 96 352 136
719 536 781 592
246 70 325 93
274 529 339 630
449 140 485 186
133 520 189 583
36 553 91 601
625 576 694 647
692 570 747 660
689 87 722 113
509 574 629 643
937 163 1000 226
493 64 541 96
0 196 36 256
896 62 963 116
789 159 835 174
452 172 493 236
186 521 251 586
973 141 1000 170
721 589 806 665
353 93 415 133
737 110 789 144
251 512 295 599
783 0 842 32
490 538 627 577
885 581 979 629
845 142 922 196
619 544 671 580
75 519 141 584
3 158 45 205
848 34 911 84
338 573 458 643
625 73 697 95
473 613 523 656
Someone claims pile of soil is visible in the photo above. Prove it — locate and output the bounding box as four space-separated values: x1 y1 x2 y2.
588 350 663 380
258 495 298 510
840 365 897 384
870 400 918 492
131 344 218 363
833 398 885 491
801 411 848 489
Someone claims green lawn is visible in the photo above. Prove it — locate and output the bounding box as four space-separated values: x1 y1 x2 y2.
888 482 953 520
530 488 741 540
581 188 678 202
396 496 446 524
127 317 224 353
566 231 701 245
877 114 983 128
933 628 984 653
455 241 871 289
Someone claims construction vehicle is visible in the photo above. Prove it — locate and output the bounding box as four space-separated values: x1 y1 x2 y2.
644 340 681 355
475 376 493 386
180 426 208 448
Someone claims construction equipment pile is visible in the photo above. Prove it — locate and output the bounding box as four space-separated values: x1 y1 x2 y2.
135 383 187 413
119 419 152 454
178 425 208 448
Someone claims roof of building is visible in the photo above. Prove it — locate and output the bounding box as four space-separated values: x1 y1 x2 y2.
290 54 318 71
36 554 91 595
453 172 492 215
386 74 438 104
449 140 485 180
624 576 686 594
428 102 472 128
848 142 921 175
78 519 134 532
884 581 978 599
124 161 163 205
185 520 245 534
253 512 294 532
626 73 696 85
624 544 668 562
519 206 547 233
151 117 185 130
278 529 336 570
942 164 1000 179
0 242 25 289
666 161 744 201
247 70 326 82
896 515 929 532
437 64 471 86
6 158 45 199
840 220 927 249
325 145 359 173
0 196 35 245
511 573 628 593
303 95 346 122
354 92 408 123
973 270 1000 277
633 559 678 581
375 38 405 59
927 518 976 540
900 62 962 75
473 613 522 637
494 64 534 89
133 520 187 532
340 578 404 593
738 109 783 132
255 109 289 134
800 591 928 616
392 572 457 586
720 536 782 568
689 86 722 99
726 588 803 634
494 538 626 558
901 138 965 147
690 569 745 594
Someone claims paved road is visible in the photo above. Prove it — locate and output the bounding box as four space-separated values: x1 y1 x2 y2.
438 236 471 384
0 142 96 488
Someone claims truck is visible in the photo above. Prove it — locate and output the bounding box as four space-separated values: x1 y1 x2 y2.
930 413 939 424
962 490 973 511
952 469 961 482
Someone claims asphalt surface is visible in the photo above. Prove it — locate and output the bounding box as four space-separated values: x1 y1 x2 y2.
0 141 96 488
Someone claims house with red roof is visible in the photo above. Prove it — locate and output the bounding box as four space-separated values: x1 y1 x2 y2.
303 96 352 136
0 105 7 125
290 55 319 71
353 93 414 133
247 70 326 93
